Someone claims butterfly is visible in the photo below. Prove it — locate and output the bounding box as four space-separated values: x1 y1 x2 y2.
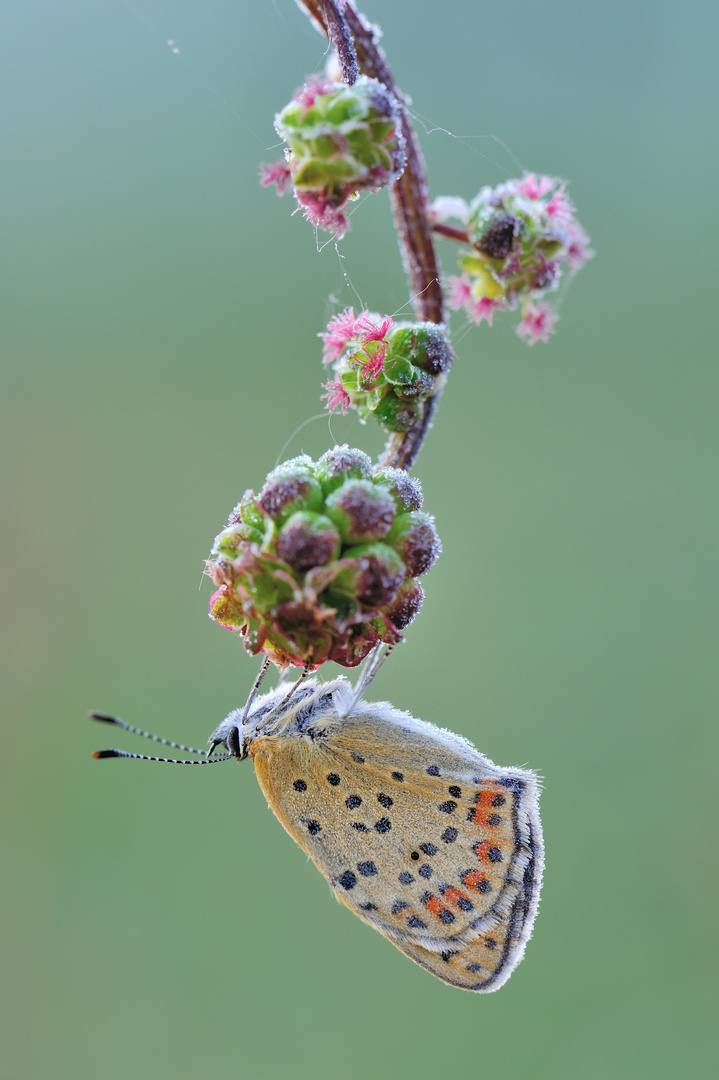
205 675 544 992
93 668 542 992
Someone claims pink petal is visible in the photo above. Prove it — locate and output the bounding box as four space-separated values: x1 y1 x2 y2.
259 160 292 196
516 303 559 345
321 379 351 415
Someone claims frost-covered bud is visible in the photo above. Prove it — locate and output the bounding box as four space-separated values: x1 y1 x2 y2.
325 479 395 543
433 173 593 344
320 308 452 432
276 512 341 571
214 522 263 557
385 511 442 577
206 450 441 669
315 444 373 494
343 543 405 607
261 75 406 236
387 323 453 376
373 467 423 512
259 456 324 522
228 490 264 530
382 579 425 629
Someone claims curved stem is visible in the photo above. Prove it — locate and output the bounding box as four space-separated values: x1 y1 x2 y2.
296 0 446 471
320 0 359 84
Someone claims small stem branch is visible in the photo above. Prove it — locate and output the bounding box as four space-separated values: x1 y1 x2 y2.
432 222 471 245
296 0 446 472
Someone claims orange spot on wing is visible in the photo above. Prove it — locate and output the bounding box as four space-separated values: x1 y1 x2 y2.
474 841 494 863
461 870 488 891
443 887 472 908
469 790 498 827
425 896 450 921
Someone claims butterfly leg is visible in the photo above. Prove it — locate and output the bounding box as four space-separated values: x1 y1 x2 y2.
340 643 395 718
351 641 383 697
256 665 310 732
240 656 272 725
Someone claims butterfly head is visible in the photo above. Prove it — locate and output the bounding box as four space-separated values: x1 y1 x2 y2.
207 676 353 760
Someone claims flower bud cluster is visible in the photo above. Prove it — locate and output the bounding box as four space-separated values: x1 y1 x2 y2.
261 75 406 237
320 309 453 432
432 174 593 344
207 447 441 669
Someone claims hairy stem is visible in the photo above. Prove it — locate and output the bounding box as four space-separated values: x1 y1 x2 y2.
296 0 447 472
320 0 359 84
433 222 471 245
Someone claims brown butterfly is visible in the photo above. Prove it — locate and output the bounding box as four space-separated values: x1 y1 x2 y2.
93 673 543 992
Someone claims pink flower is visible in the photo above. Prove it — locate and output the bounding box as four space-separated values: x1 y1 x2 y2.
517 173 554 200
356 341 388 380
320 307 358 363
294 190 349 237
321 379 351 414
516 302 559 345
356 314 393 343
497 252 522 279
446 274 473 312
259 160 292 196
294 77 335 110
563 223 595 271
469 296 505 327
545 185 573 223
530 251 559 291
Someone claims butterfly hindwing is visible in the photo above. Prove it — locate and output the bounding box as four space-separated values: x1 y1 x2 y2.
381 815 543 991
248 682 543 991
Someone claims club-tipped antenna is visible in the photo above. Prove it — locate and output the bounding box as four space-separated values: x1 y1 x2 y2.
88 711 207 756
92 748 232 764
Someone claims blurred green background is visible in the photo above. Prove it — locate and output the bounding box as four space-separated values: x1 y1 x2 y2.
2 1 717 1077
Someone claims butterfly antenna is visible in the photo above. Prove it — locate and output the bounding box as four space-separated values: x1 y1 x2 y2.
240 656 271 725
88 711 207 756
256 666 310 732
92 749 233 764
340 643 395 718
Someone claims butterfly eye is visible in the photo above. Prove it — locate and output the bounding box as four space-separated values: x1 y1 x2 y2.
226 726 242 759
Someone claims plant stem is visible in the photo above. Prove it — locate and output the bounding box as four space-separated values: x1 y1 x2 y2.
433 222 471 245
321 0 359 84
296 0 447 472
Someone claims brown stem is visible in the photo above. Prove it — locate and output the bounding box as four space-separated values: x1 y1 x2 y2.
320 0 359 84
433 222 471 245
296 1 446 471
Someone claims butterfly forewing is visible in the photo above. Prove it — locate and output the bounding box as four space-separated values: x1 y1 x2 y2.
248 685 542 991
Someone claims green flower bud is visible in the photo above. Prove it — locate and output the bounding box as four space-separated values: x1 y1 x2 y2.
382 579 425 629
325 479 395 543
276 511 341 571
315 444 373 494
373 467 424 512
259 458 324 523
206 452 440 669
387 323 454 375
214 522 263 558
227 490 265 531
372 392 419 432
263 76 407 237
385 511 442 577
342 542 405 607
